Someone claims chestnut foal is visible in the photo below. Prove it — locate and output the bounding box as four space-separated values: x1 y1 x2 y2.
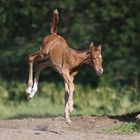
26 9 103 124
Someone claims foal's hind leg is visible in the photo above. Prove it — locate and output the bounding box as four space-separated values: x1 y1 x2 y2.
27 60 51 99
26 51 40 96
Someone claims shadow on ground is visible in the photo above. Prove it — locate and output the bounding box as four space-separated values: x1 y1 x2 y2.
108 112 140 123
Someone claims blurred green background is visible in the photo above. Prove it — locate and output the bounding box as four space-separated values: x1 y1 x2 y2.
0 0 139 119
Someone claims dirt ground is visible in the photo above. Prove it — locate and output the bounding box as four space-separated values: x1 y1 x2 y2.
0 115 139 140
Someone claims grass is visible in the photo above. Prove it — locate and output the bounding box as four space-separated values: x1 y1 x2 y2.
107 122 140 134
0 98 64 119
0 80 140 120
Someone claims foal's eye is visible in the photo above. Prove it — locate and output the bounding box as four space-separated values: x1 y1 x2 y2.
93 58 96 60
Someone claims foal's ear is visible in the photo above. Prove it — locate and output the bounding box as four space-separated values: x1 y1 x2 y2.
90 42 94 49
98 45 102 52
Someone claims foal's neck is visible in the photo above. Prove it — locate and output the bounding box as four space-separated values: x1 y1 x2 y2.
69 48 91 74
76 49 91 66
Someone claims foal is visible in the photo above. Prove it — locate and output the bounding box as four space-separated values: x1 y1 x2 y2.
26 9 103 124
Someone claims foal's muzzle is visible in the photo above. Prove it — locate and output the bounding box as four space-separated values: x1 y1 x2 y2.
95 68 104 75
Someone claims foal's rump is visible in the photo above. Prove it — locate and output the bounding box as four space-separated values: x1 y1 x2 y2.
39 34 69 66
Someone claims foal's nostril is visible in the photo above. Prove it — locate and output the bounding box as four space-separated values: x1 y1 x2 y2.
99 68 103 73
95 68 103 75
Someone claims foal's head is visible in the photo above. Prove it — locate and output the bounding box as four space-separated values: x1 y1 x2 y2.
89 42 103 75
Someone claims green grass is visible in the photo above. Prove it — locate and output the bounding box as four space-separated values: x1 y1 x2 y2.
107 122 140 134
0 80 140 120
0 98 64 119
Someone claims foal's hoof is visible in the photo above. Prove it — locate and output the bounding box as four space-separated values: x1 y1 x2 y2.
27 95 32 100
25 93 32 100
136 114 140 120
66 119 72 125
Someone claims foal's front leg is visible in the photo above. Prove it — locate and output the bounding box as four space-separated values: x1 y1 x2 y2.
64 82 72 124
68 81 74 113
63 71 75 124
68 72 77 112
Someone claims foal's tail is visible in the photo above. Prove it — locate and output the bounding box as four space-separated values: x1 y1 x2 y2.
51 9 59 34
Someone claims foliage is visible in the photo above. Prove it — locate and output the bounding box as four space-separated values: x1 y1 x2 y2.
0 0 140 88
